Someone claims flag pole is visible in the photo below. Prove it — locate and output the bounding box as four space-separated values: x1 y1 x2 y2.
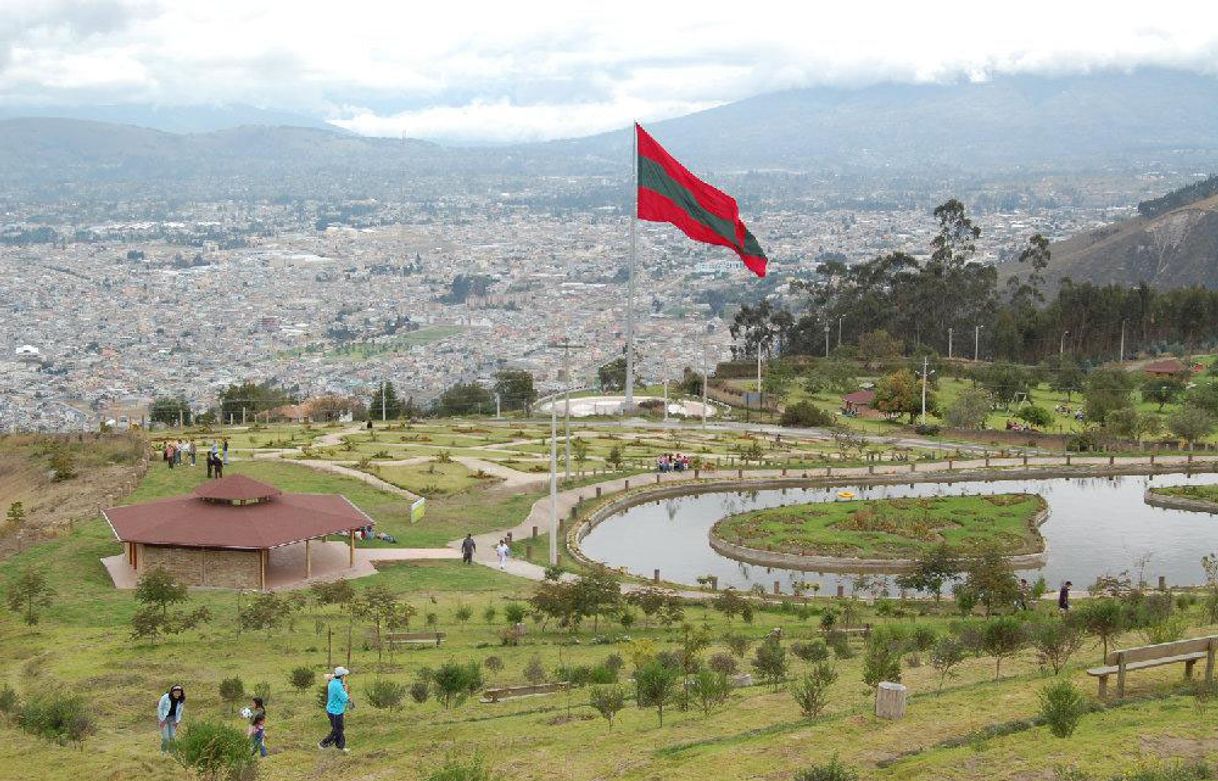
624 122 637 413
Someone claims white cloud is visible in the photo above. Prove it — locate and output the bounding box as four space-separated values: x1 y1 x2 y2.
1 0 1217 141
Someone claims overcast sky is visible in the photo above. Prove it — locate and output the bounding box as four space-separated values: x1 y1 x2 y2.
3 0 1217 143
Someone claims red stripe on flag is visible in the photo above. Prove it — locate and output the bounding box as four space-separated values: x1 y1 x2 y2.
636 123 739 225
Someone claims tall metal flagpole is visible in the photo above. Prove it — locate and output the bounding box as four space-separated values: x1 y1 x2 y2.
624 123 637 412
549 401 558 566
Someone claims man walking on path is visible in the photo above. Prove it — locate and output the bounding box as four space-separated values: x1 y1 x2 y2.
461 533 476 564
318 666 351 753
1058 581 1072 614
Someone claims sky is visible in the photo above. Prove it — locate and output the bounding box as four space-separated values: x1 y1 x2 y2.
3 0 1218 143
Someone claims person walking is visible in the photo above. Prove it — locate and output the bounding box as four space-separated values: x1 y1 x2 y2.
318 666 351 753
496 539 510 570
461 533 476 565
188 440 196 467
166 441 176 470
157 684 186 752
222 439 229 465
1017 578 1030 611
1058 581 1072 614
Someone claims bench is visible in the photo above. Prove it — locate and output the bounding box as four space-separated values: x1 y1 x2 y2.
1086 636 1217 698
480 682 569 703
384 631 446 648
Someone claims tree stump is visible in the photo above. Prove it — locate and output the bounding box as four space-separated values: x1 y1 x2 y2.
875 682 907 720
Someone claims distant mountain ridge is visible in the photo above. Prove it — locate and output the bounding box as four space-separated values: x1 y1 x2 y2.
0 103 338 134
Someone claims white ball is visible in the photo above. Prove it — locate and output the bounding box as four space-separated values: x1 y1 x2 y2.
240 707 252 719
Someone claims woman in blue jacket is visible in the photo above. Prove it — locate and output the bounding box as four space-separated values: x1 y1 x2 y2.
318 667 352 752
157 685 186 751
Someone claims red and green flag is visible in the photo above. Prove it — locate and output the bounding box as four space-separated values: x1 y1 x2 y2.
635 122 767 277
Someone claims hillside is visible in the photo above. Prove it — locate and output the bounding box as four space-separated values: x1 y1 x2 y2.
1038 191 1218 289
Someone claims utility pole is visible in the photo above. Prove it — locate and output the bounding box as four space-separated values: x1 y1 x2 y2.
974 325 983 362
756 348 762 416
549 401 558 566
948 327 953 360
381 379 387 422
1059 329 1070 355
824 324 830 357
554 340 584 481
920 355 929 424
837 315 844 349
1118 319 1126 364
701 323 712 429
663 380 669 422
494 393 501 419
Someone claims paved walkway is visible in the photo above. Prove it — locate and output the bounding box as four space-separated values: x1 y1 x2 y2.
286 459 421 500
453 456 547 488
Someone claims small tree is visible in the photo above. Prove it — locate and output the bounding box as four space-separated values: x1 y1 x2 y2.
1074 599 1125 662
895 543 961 601
930 636 966 692
979 615 1026 680
589 685 626 729
794 756 859 781
135 567 188 617
1039 680 1087 738
606 445 624 471
289 666 316 693
635 660 680 727
5 567 54 626
4 501 25 531
504 602 527 625
790 662 837 718
523 654 547 685
432 661 483 709
687 669 732 717
364 679 408 711
1168 407 1215 449
861 627 904 688
218 677 245 715
1030 619 1084 675
962 547 1020 616
482 605 497 624
171 721 254 781
724 632 752 660
751 636 789 690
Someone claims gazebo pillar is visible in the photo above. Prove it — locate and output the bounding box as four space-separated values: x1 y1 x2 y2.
259 549 267 591
348 530 355 567
305 539 312 579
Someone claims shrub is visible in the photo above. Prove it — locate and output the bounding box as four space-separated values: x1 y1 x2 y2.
751 636 789 690
790 662 837 718
171 721 255 781
454 605 473 624
1039 679 1087 738
433 661 483 709
0 684 18 714
794 756 859 781
708 652 738 675
1030 619 1084 675
930 636 966 691
791 640 830 663
781 401 834 427
635 660 681 726
724 633 752 659
687 670 732 716
289 666 316 693
365 679 408 711
484 655 504 674
504 603 527 624
523 654 546 685
426 754 491 781
410 681 431 704
861 629 904 688
18 691 93 746
218 677 245 714
589 684 626 729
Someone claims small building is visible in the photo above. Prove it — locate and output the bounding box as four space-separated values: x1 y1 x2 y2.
102 475 373 590
1143 358 1202 377
842 389 876 416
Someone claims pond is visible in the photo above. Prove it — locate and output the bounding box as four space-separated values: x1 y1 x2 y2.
578 472 1218 593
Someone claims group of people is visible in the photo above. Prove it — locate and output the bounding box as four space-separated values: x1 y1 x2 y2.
656 453 691 472
156 666 355 759
459 533 512 569
1012 578 1073 612
162 439 228 477
157 686 269 758
1004 420 1037 433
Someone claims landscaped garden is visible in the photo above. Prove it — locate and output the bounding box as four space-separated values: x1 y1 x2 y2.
712 494 1047 559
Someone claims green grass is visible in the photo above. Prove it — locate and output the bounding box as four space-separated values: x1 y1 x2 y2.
1150 484 1218 503
369 460 497 496
713 493 1046 559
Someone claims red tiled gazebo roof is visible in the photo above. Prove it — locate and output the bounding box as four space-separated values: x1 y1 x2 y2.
193 475 283 502
103 489 373 550
842 389 876 406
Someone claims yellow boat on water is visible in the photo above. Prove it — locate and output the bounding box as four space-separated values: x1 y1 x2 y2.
836 490 855 499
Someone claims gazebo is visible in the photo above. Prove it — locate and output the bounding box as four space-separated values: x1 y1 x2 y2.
102 475 373 590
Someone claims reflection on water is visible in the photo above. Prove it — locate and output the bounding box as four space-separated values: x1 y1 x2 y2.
579 472 1218 593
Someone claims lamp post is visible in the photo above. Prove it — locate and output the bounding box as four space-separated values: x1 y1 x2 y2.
824 324 831 357
947 327 953 360
974 325 984 362
701 323 712 429
837 315 844 349
918 355 935 424
1060 329 1070 355
1118 319 1126 364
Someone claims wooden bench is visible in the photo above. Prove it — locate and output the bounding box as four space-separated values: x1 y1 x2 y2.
1086 636 1217 698
384 631 446 648
480 682 569 703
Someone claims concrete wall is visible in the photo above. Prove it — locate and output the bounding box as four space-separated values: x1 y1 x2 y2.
137 544 260 589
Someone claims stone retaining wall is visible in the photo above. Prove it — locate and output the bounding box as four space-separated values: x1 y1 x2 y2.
1144 490 1218 515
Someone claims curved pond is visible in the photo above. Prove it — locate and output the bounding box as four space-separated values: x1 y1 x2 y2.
579 472 1218 593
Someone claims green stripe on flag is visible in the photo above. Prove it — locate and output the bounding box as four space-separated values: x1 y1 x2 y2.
638 156 739 246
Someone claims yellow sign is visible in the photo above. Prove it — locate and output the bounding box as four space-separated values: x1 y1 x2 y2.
410 497 426 523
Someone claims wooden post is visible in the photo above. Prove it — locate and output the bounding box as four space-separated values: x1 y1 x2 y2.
348 530 355 567
737 469 743 478
1116 652 1127 698
532 525 538 538
774 580 781 595
709 575 718 591
1022 454 1028 466
656 474 661 484
1066 454 1071 466
654 569 661 583
836 584 845 598
909 462 916 473
984 456 990 467
1206 638 1216 685
868 464 875 474
305 539 312 579
1109 455 1115 466
1158 576 1166 592
596 486 602 497
624 479 630 490
875 682 907 719
259 549 267 591
1150 454 1156 465
948 460 953 470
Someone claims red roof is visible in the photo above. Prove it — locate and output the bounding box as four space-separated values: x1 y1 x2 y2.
193 475 282 502
103 491 372 549
842 390 876 405
1143 358 1187 375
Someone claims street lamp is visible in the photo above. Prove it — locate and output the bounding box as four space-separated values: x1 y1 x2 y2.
824 324 831 357
837 315 844 349
917 356 936 424
1059 330 1070 355
974 325 984 362
948 327 953 360
1118 319 1127 363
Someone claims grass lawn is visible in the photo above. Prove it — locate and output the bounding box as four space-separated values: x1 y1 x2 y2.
369 460 498 496
712 493 1046 559
1150 484 1218 503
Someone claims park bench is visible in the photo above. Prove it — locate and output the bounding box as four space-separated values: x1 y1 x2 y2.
1086 635 1217 698
480 682 569 703
384 631 446 648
